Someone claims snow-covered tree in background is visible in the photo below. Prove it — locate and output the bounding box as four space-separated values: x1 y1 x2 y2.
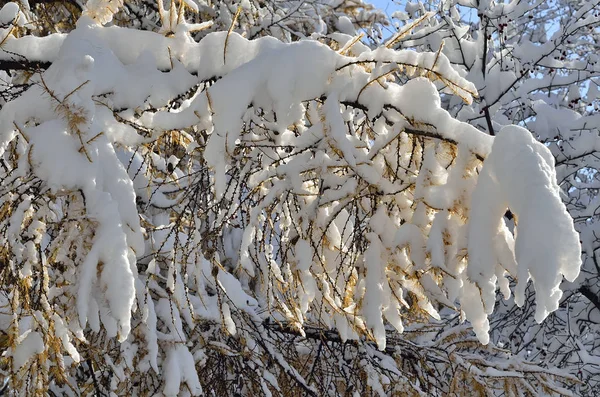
385 0 600 394
0 0 589 395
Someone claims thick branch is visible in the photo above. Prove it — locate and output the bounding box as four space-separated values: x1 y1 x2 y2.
0 59 51 72
579 285 600 313
264 321 399 356
340 99 486 161
484 107 495 136
26 0 83 10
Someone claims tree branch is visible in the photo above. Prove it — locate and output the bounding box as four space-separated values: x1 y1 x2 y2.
579 285 600 313
0 59 51 72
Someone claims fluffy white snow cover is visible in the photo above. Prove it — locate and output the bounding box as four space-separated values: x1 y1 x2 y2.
0 2 19 24
163 344 203 396
0 17 145 342
468 125 582 343
52 313 81 363
12 331 45 370
0 5 587 394
363 232 388 350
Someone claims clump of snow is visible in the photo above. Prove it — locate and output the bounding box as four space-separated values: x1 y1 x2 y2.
83 0 123 25
468 125 582 342
336 16 355 35
163 344 203 396
0 2 19 25
12 331 45 370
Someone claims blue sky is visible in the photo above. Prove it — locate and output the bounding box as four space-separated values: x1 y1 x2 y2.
368 0 403 17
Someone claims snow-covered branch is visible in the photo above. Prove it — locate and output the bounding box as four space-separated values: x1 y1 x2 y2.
0 0 589 395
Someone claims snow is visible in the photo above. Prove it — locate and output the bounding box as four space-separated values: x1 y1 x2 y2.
0 2 19 25
163 344 203 396
217 269 258 312
336 16 355 35
83 0 124 25
12 331 44 370
295 239 317 316
0 20 146 343
0 30 65 65
363 232 388 350
52 314 81 363
0 1 590 394
468 125 582 340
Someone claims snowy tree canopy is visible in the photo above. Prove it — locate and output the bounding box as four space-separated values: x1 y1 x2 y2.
0 0 591 395
390 0 600 393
